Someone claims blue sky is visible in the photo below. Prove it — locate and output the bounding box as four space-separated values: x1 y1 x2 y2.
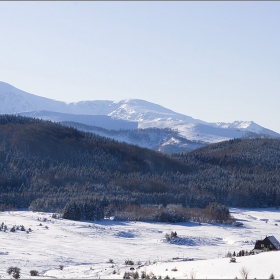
1 1 280 133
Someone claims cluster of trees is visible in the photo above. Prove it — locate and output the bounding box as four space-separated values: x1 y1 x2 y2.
113 203 234 223
172 138 280 208
0 115 280 222
62 199 104 221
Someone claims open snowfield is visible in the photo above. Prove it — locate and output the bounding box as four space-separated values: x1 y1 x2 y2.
0 208 280 279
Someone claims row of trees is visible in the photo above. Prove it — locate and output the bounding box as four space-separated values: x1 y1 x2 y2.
113 202 234 223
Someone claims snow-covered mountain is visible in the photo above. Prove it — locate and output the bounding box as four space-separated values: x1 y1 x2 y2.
59 121 206 154
212 121 280 138
1 81 279 153
0 82 202 122
18 111 138 130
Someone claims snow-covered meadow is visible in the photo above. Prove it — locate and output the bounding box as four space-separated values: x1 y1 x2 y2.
0 208 279 279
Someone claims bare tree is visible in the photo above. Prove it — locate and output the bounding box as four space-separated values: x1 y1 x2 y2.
190 270 196 279
240 266 249 279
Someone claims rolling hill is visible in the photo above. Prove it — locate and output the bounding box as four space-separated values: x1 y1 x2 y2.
0 115 280 217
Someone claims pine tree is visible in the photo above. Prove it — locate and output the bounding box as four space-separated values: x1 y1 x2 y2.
62 201 81 220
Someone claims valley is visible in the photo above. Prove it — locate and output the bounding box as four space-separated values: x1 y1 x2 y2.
0 208 279 279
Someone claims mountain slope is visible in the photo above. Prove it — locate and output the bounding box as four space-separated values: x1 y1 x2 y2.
172 138 280 207
0 115 195 211
212 121 280 138
60 121 206 154
0 82 203 123
1 81 279 153
19 110 137 130
1 116 280 212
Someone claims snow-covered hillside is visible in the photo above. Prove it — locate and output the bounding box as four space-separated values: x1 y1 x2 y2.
212 121 280 138
61 121 206 153
19 111 138 130
1 81 279 152
0 208 280 279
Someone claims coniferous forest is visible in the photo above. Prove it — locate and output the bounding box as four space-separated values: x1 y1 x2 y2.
0 115 279 222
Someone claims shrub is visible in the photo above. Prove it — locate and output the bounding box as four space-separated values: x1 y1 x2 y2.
30 270 39 276
52 213 59 219
109 258 114 263
269 273 275 279
123 271 139 279
59 265 64 270
226 251 232 258
7 267 21 279
141 271 147 279
165 233 171 242
125 259 134 265
165 231 178 242
123 272 130 279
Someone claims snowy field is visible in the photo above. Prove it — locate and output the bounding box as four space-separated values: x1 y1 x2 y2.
0 208 280 279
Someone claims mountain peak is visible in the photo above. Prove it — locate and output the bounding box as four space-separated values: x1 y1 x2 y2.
0 82 279 149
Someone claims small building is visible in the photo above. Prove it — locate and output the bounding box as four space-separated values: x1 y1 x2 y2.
254 236 280 251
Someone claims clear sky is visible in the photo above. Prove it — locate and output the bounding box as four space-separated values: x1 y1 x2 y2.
1 1 280 133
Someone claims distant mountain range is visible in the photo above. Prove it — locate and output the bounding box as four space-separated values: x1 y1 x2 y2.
1 81 279 153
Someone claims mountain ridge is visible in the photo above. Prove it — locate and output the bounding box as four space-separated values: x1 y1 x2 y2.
1 81 279 153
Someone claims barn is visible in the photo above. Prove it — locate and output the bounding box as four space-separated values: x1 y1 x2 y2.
254 236 280 251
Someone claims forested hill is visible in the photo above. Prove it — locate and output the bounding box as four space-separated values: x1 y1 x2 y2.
0 115 190 175
1 115 280 221
0 115 193 211
172 138 280 207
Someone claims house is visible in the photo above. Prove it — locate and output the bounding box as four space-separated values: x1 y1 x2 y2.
254 236 280 251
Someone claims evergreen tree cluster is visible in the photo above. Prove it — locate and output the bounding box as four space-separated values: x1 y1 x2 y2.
172 138 280 208
0 115 279 222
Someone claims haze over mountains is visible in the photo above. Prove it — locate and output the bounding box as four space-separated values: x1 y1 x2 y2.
1 81 279 153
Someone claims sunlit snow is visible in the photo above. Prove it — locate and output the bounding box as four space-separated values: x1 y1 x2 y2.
1 81 279 145
0 208 280 279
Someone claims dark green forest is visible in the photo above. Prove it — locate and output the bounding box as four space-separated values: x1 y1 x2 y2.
0 115 279 222
172 138 280 208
